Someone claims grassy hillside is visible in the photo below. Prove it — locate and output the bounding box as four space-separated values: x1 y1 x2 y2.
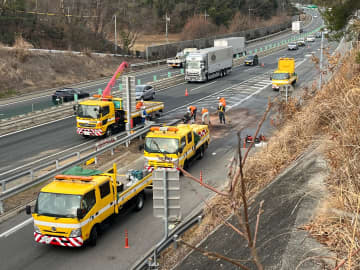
0 44 140 97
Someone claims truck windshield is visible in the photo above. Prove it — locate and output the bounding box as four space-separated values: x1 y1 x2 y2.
145 137 179 154
77 105 100 119
186 61 201 69
36 192 81 218
272 73 290 80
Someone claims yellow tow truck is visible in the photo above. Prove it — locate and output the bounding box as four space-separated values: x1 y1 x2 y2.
26 164 152 247
143 124 210 170
271 57 298 90
75 96 164 137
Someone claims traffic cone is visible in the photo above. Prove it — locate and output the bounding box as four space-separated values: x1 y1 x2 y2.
199 170 203 184
261 62 264 67
243 138 246 148
124 229 129 248
185 88 189 96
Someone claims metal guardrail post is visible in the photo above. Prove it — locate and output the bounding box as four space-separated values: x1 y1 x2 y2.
56 160 59 169
1 181 5 192
76 152 80 160
0 200 4 214
30 169 34 181
94 156 98 165
173 234 178 249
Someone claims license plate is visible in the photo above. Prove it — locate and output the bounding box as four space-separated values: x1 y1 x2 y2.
84 131 90 135
42 236 52 244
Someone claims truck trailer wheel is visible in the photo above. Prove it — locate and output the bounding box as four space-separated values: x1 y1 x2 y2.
134 192 145 212
89 226 98 246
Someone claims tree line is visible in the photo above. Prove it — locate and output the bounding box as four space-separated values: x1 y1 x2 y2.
0 0 294 52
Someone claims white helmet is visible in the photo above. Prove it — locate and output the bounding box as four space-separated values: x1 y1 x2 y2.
217 97 220 100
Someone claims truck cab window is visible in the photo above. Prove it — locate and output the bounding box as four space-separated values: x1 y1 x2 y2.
99 181 110 198
180 137 186 151
187 132 192 144
102 106 110 117
82 190 96 214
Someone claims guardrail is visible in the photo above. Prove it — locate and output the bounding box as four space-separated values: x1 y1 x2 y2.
0 119 180 214
132 209 203 270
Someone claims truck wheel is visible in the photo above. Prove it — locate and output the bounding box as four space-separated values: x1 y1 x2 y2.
105 127 112 137
184 160 189 170
89 226 98 246
198 146 204 160
134 192 145 212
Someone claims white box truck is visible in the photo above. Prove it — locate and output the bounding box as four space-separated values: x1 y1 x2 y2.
167 48 197 68
214 37 245 58
292 21 303 33
185 46 232 82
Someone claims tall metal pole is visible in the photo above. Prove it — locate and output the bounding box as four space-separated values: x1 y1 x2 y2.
153 169 169 268
114 15 117 54
318 31 324 90
165 12 169 43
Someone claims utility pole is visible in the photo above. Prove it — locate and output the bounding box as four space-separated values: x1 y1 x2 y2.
203 10 209 21
165 12 170 43
318 31 324 90
114 14 117 54
248 8 254 26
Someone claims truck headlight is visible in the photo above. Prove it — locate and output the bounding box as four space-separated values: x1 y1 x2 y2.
69 228 82 237
34 224 41 233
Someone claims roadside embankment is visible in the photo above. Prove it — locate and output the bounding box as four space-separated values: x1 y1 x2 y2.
157 44 360 269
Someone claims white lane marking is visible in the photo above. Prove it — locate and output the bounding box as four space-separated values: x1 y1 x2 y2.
0 139 91 177
0 218 33 238
0 115 74 139
0 67 173 107
190 81 218 92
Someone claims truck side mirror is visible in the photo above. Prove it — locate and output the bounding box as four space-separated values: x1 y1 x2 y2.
25 205 31 215
76 208 84 220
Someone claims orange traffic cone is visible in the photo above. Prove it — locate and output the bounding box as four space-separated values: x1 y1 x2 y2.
261 62 264 67
124 229 129 248
243 138 246 148
199 170 203 184
185 88 189 96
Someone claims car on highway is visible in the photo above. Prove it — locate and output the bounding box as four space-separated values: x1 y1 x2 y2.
52 88 90 104
288 42 299 50
315 32 322 38
244 54 259 66
306 35 315 42
297 39 306 47
135 85 155 100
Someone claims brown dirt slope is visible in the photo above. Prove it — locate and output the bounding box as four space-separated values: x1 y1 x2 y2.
0 48 141 98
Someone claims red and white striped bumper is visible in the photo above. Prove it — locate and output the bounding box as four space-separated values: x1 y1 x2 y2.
77 128 103 136
34 232 83 247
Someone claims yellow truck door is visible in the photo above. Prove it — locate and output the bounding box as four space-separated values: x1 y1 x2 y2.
186 132 196 160
79 189 97 241
97 180 115 223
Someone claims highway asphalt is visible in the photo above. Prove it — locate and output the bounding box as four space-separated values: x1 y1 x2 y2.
0 9 332 270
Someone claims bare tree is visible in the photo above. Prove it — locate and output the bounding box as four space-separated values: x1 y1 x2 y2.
173 100 273 269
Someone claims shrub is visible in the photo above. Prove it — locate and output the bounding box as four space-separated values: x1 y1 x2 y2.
180 15 218 40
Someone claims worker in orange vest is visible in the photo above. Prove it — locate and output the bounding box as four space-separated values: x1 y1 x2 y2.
201 107 210 125
217 97 226 108
217 102 226 124
136 99 144 110
188 105 197 123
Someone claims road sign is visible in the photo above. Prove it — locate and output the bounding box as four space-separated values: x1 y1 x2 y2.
153 168 181 221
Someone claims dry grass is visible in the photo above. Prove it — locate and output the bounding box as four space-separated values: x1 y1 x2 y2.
159 44 360 268
0 48 142 97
